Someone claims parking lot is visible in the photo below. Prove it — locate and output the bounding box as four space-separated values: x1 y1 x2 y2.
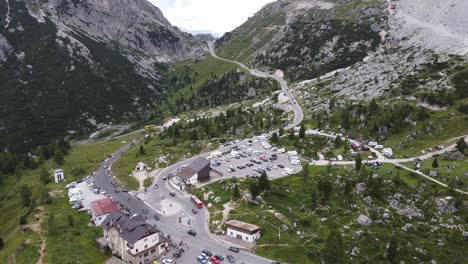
207 135 303 181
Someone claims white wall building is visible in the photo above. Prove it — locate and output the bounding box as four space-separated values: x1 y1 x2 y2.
226 220 261 243
54 169 65 183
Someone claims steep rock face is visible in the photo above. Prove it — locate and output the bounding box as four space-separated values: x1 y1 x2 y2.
216 0 385 81
0 33 12 60
33 0 204 61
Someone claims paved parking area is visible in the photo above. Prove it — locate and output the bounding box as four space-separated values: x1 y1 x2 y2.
208 136 303 180
74 180 107 211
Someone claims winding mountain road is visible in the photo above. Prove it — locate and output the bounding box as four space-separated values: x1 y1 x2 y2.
208 43 304 130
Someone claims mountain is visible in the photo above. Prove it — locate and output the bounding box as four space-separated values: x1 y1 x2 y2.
0 0 205 153
216 0 468 109
215 0 386 81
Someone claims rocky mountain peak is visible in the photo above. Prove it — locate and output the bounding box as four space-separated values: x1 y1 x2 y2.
31 0 206 62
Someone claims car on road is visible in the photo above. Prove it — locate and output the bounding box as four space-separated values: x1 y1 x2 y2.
432 153 440 158
188 229 197 236
202 250 213 257
192 209 198 214
197 256 208 263
228 247 240 253
214 254 224 261
227 254 235 263
278 164 284 168
114 189 120 193
169 192 176 197
163 176 167 180
153 184 159 189
122 189 129 192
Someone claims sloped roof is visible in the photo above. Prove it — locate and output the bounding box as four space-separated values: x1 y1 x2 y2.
176 157 209 181
91 198 120 217
189 157 210 172
226 220 261 233
101 210 159 244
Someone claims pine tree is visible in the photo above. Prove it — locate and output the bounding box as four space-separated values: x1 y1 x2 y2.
53 148 64 165
355 154 362 171
310 188 318 210
321 229 345 264
249 182 261 200
432 158 439 169
456 137 466 153
20 185 32 207
39 166 50 184
258 172 271 191
139 145 146 155
278 126 284 137
386 234 399 264
271 132 279 144
232 184 241 200
299 124 305 138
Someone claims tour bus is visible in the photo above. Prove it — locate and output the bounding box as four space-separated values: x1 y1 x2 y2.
191 195 203 209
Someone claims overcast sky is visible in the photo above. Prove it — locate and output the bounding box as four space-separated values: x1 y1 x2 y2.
149 0 275 35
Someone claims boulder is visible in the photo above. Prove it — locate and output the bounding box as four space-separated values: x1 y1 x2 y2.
355 182 366 195
443 151 465 161
363 196 373 205
356 214 372 226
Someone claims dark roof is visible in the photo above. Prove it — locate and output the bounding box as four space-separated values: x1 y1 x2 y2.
176 157 210 181
189 157 210 172
100 210 159 244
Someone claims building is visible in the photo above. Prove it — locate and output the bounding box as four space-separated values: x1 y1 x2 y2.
135 162 147 171
90 198 120 226
226 220 261 243
100 211 170 264
54 169 65 183
175 157 210 185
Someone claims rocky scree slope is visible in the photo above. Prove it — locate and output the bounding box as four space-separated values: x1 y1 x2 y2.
295 0 468 113
0 0 204 153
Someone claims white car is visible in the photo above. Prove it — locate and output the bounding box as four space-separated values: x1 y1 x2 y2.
163 259 174 264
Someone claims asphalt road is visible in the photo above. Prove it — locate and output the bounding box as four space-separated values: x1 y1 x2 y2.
94 138 274 264
208 43 303 130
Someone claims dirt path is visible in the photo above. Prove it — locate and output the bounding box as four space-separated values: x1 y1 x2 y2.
26 207 46 264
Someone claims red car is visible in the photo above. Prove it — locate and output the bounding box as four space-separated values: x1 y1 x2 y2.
209 256 220 264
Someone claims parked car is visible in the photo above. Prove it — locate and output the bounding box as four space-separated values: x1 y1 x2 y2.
228 247 240 253
169 192 176 197
209 256 220 264
227 254 235 263
192 209 198 214
197 256 208 263
122 189 129 192
162 259 174 264
153 184 159 189
278 164 284 168
214 254 224 261
202 250 213 257
188 229 197 236
432 153 440 158
114 189 120 193
163 176 167 180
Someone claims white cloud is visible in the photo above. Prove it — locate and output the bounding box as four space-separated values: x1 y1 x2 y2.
149 0 274 35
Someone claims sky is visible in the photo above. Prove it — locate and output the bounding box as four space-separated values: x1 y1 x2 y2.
149 0 275 35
